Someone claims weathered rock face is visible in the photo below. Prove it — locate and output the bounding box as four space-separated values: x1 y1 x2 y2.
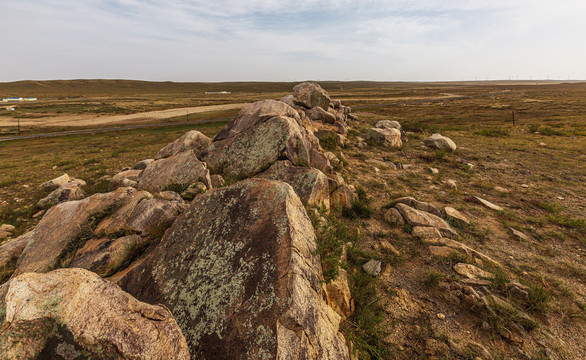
0 268 189 359
293 82 331 110
375 120 407 142
70 234 149 277
214 100 301 142
424 133 457 151
156 130 211 159
119 178 349 359
138 150 212 192
395 203 457 238
110 169 141 190
37 179 87 209
257 160 330 209
325 269 353 319
365 128 402 148
331 185 357 209
0 232 32 282
206 115 331 181
13 187 137 276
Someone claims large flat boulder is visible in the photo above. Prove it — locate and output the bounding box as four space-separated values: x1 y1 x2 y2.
213 100 300 141
393 196 441 217
395 203 457 238
0 268 189 359
138 150 212 192
119 178 349 359
13 187 138 276
257 160 330 209
293 82 331 110
156 130 211 159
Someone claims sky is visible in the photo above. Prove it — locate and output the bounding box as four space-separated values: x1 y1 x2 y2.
0 0 584 82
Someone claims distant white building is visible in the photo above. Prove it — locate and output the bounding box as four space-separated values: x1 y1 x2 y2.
25 97 37 101
205 91 231 95
3 97 23 102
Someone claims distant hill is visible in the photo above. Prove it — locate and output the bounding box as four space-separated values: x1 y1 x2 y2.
0 79 452 98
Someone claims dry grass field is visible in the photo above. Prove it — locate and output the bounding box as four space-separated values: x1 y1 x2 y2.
0 80 584 359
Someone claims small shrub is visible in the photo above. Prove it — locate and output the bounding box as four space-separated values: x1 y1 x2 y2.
422 270 445 288
319 133 338 151
527 285 550 312
490 268 509 294
342 200 373 220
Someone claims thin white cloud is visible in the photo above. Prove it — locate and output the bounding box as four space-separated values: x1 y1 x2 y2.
0 0 584 81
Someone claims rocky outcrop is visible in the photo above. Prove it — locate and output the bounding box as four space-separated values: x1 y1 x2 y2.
0 268 189 359
424 133 457 151
119 178 349 359
257 160 330 209
138 150 212 192
0 232 32 282
365 128 402 148
156 130 211 159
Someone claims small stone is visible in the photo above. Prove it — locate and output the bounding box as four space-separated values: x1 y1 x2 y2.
521 184 529 188
430 167 439 174
373 167 380 173
494 186 510 194
539 142 546 147
454 263 494 279
509 227 530 241
362 259 382 276
482 321 491 331
466 196 504 211
446 179 457 190
442 207 470 225
32 210 45 218
467 163 474 169
437 313 446 320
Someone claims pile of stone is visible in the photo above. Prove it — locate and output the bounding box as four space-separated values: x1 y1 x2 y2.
0 83 354 359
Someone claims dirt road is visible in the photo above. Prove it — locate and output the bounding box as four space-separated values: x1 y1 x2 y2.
0 103 248 127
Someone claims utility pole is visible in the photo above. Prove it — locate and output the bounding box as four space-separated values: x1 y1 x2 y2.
17 118 20 135
512 111 516 127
